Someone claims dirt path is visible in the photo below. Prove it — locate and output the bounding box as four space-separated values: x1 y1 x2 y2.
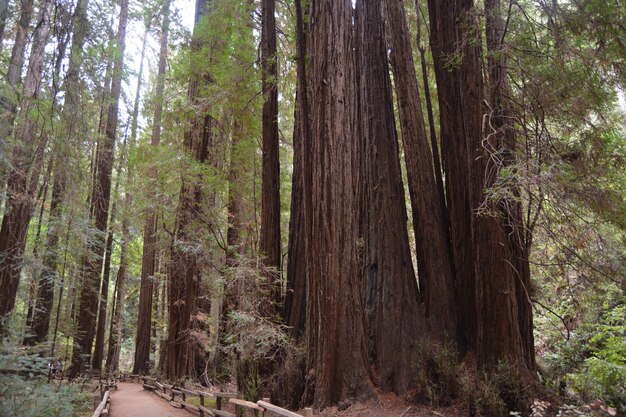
108 382 191 417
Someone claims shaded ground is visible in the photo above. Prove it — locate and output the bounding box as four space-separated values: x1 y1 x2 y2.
316 393 466 417
109 382 191 417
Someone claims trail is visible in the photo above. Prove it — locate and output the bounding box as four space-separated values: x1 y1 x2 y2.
108 382 191 417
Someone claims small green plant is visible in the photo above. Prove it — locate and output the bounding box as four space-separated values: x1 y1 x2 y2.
0 346 91 417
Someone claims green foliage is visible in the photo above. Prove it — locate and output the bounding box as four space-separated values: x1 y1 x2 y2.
414 338 460 406
0 346 90 417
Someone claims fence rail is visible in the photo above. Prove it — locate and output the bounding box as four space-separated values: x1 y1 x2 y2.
88 373 312 417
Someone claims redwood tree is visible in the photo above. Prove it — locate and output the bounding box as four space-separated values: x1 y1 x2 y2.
71 0 128 376
166 0 211 380
355 0 421 394
426 0 534 395
303 0 374 407
283 0 310 339
259 0 281 294
0 0 54 325
134 0 170 375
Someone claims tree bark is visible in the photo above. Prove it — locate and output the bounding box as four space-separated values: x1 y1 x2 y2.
427 1 533 401
259 0 281 303
355 0 422 395
71 0 128 377
105 200 128 373
134 6 165 374
484 0 536 374
28 0 90 346
426 0 482 352
0 0 54 325
384 0 456 339
303 0 374 407
283 0 310 340
166 0 211 380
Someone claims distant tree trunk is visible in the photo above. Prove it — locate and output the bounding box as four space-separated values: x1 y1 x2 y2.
92 204 115 370
29 0 90 346
0 0 33 127
166 0 211 380
384 0 456 339
29 158 64 343
303 0 374 407
133 9 163 374
283 0 309 339
259 0 281 303
105 200 128 372
71 0 128 377
355 0 422 395
0 0 54 325
0 0 32 196
0 0 7 50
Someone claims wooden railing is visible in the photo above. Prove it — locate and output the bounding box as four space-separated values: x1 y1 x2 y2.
90 390 110 417
137 375 313 417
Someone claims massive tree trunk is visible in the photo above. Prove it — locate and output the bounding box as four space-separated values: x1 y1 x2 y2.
303 0 374 407
71 0 128 377
134 6 166 374
283 0 310 340
355 0 421 395
259 0 281 304
166 0 210 380
384 0 456 340
484 0 536 374
427 2 533 407
0 0 54 325
426 0 481 352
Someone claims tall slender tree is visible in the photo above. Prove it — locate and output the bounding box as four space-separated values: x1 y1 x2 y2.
283 0 310 340
166 0 212 380
71 0 129 376
259 0 281 291
384 0 456 339
29 0 91 345
0 0 54 325
134 0 170 375
0 0 33 185
426 0 534 401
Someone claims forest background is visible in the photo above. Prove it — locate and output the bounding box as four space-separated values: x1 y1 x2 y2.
0 0 624 416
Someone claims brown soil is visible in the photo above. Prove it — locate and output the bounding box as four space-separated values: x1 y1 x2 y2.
108 382 192 417
314 393 466 417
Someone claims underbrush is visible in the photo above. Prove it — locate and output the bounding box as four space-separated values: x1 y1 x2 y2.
0 345 91 417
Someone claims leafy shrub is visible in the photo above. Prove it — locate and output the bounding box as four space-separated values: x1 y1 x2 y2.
0 375 91 417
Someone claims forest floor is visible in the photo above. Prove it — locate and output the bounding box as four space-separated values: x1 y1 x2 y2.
313 393 465 417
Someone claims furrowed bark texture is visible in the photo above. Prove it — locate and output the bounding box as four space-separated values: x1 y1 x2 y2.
484 0 536 374
384 0 456 339
283 0 310 340
427 0 532 393
259 0 281 279
304 0 374 407
355 0 421 394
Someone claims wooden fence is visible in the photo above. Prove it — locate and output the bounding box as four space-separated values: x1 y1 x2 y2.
89 373 313 417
